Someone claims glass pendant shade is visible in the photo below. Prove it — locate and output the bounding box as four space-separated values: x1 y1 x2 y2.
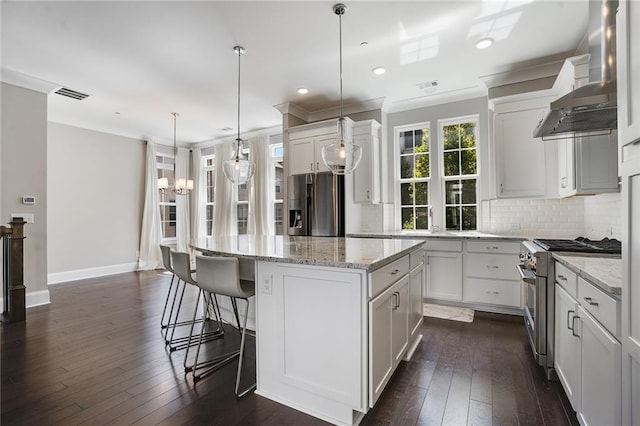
321 117 362 174
223 138 255 184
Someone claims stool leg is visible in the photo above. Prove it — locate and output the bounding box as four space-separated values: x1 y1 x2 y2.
160 273 176 329
183 288 203 372
235 297 256 397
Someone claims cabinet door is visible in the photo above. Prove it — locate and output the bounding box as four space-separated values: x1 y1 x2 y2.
495 107 547 198
575 133 619 192
314 135 335 173
425 251 462 301
558 137 576 197
289 137 315 175
617 0 640 148
368 282 395 406
578 306 622 426
391 276 410 366
353 130 379 204
408 264 424 341
554 284 581 411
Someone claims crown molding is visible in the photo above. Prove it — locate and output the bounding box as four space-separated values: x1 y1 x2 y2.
1 68 60 94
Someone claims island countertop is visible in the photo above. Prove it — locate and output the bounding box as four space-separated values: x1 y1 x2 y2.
191 235 425 271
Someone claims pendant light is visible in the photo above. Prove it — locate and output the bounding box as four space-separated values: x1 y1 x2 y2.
223 45 255 184
321 3 362 175
158 112 193 195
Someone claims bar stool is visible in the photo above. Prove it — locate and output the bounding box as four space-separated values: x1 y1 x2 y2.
159 245 178 330
168 251 223 352
191 255 256 397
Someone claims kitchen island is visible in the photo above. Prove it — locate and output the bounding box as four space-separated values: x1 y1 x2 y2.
192 235 425 426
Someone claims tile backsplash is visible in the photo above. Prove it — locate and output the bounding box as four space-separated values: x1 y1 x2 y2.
583 193 622 240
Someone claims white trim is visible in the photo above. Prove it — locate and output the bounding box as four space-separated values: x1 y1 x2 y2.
48 262 139 285
0 289 51 309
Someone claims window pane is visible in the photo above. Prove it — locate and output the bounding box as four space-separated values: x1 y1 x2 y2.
238 184 249 203
160 205 176 238
400 131 414 154
445 180 462 205
401 208 414 230
462 206 477 230
401 183 413 205
443 124 459 150
414 182 428 205
274 203 284 235
461 179 476 204
462 123 476 148
446 206 461 230
273 146 284 157
400 156 414 179
461 149 477 175
415 153 429 178
443 151 460 176
237 204 248 234
275 162 283 201
415 207 429 230
206 205 214 236
417 129 429 153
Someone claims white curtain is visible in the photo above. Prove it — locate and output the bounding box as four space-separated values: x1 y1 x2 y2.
175 146 191 252
248 135 274 235
139 141 163 270
212 141 237 236
190 147 205 246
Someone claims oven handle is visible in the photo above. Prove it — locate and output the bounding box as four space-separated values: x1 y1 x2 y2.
516 264 537 284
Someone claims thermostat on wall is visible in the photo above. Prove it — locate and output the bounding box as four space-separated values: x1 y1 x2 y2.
22 196 36 205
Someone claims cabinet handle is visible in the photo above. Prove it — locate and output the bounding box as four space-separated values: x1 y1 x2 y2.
367 190 370 199
310 162 313 171
392 292 399 310
561 177 567 188
486 265 500 269
583 297 599 307
558 274 567 281
390 269 400 275
571 315 580 338
567 309 575 330
486 246 499 250
500 183 503 193
486 291 500 295
317 162 320 170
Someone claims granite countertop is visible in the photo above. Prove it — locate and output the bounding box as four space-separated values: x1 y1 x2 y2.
553 253 622 296
348 231 525 241
191 235 424 271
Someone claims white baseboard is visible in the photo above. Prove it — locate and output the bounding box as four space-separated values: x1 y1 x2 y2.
48 262 139 285
0 289 51 309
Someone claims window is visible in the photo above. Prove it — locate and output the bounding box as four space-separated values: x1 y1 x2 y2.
398 125 431 230
272 144 284 234
203 154 215 236
396 116 479 231
157 152 176 240
440 118 478 231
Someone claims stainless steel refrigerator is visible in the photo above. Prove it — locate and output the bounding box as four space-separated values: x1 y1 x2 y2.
287 172 344 237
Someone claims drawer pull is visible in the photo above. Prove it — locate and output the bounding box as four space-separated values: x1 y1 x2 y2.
583 297 599 307
392 292 399 310
567 309 575 330
571 315 580 338
486 265 500 269
486 291 500 295
390 269 400 275
557 274 567 281
486 246 499 250
310 162 313 171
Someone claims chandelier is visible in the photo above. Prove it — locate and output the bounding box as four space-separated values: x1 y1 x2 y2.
321 3 362 175
158 112 193 195
223 46 255 184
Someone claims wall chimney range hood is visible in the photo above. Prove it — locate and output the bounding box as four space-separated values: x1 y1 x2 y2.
533 0 618 139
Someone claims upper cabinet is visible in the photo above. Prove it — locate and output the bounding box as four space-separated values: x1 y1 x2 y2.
617 0 640 148
492 97 557 198
352 120 381 204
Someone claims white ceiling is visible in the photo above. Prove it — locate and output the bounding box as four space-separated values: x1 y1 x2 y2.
1 1 589 145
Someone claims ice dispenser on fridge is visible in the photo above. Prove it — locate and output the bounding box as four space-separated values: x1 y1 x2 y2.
287 173 344 237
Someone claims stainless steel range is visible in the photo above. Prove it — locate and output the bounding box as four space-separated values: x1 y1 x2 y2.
517 237 622 380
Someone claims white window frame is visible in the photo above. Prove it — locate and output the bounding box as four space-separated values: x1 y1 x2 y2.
271 142 284 234
157 150 177 243
394 122 432 231
438 115 480 231
203 154 215 238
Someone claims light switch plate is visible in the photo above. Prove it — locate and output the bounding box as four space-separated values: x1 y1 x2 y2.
11 213 34 224
263 275 273 294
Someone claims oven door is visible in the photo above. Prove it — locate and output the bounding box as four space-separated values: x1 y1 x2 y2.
517 264 547 364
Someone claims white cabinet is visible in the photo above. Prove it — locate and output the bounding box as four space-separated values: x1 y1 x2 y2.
493 98 557 198
617 0 640 149
287 118 354 175
425 251 462 301
578 305 622 426
352 120 381 204
555 283 581 411
553 261 622 426
408 261 424 348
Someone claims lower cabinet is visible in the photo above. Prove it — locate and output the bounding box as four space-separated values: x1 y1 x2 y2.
555 274 622 426
425 251 462 301
408 262 424 345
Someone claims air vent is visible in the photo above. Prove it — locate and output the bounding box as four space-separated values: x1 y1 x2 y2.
54 87 90 100
416 80 439 94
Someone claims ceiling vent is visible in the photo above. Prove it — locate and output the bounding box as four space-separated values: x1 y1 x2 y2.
416 80 439 94
54 87 90 100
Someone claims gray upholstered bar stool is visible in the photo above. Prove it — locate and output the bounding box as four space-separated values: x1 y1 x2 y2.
191 255 256 397
168 251 223 352
159 245 179 331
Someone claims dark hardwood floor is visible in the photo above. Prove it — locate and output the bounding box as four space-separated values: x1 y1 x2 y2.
1 271 576 425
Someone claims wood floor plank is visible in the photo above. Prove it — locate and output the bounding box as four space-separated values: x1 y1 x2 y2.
467 400 492 426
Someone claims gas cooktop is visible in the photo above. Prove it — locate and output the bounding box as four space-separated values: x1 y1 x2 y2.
532 237 622 254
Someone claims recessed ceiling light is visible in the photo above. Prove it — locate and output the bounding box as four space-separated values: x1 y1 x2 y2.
297 88 309 95
372 67 386 75
476 38 494 49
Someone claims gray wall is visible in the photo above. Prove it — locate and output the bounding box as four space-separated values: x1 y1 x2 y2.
47 123 145 275
1 82 49 298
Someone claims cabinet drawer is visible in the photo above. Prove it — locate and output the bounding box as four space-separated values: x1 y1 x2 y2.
463 278 521 307
555 262 578 298
422 239 462 252
464 253 520 280
578 277 620 338
369 255 410 298
409 249 424 270
466 240 521 254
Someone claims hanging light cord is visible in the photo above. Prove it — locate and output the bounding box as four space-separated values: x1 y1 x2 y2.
172 112 178 177
235 46 242 162
338 8 343 119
